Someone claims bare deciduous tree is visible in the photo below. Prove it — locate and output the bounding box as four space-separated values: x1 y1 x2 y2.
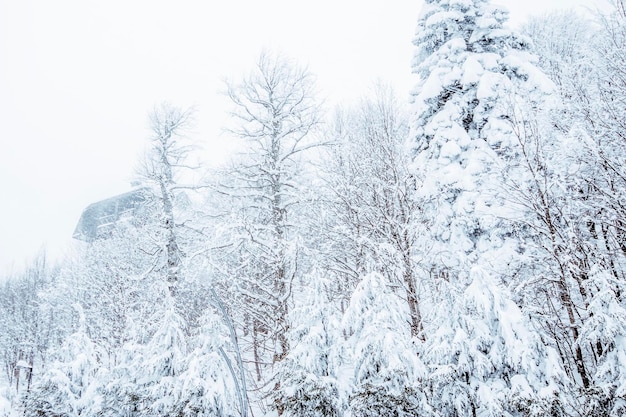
220 52 321 407
139 102 195 297
320 84 425 339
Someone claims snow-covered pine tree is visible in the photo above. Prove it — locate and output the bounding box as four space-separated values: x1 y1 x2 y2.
21 305 103 417
273 273 340 417
92 293 186 416
419 266 568 416
409 0 538 296
172 309 240 417
343 272 428 417
99 298 239 417
409 0 567 414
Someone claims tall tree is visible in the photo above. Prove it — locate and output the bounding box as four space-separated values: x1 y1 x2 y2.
138 102 196 297
221 52 321 389
409 0 565 414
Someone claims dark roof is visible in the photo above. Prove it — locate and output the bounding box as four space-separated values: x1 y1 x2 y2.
73 188 149 241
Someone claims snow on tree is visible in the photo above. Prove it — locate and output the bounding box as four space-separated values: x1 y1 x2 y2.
319 85 425 340
0 253 57 397
171 309 240 417
521 10 596 100
420 266 569 416
21 305 104 417
95 298 185 416
220 51 322 388
409 0 568 414
272 273 341 417
97 300 236 417
59 229 155 368
519 5 626 414
579 270 626 416
137 102 197 298
0 106 250 415
494 96 626 415
343 272 429 417
409 0 539 290
80 103 240 416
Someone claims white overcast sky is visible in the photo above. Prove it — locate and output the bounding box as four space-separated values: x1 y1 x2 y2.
0 0 611 274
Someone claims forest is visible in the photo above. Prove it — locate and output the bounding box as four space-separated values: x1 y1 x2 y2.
2 0 626 416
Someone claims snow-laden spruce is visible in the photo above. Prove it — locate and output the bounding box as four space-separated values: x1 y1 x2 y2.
90 294 238 417
273 276 341 417
21 305 104 417
343 272 430 417
409 0 567 415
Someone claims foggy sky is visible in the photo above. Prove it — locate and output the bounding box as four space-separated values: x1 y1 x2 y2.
0 0 609 274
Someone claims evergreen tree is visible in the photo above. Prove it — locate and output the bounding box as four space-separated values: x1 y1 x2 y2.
99 300 234 417
420 268 568 416
21 305 103 417
172 310 239 417
410 0 539 293
410 0 566 414
344 272 428 417
273 274 341 417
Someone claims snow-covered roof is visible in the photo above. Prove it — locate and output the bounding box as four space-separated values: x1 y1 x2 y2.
72 187 149 242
